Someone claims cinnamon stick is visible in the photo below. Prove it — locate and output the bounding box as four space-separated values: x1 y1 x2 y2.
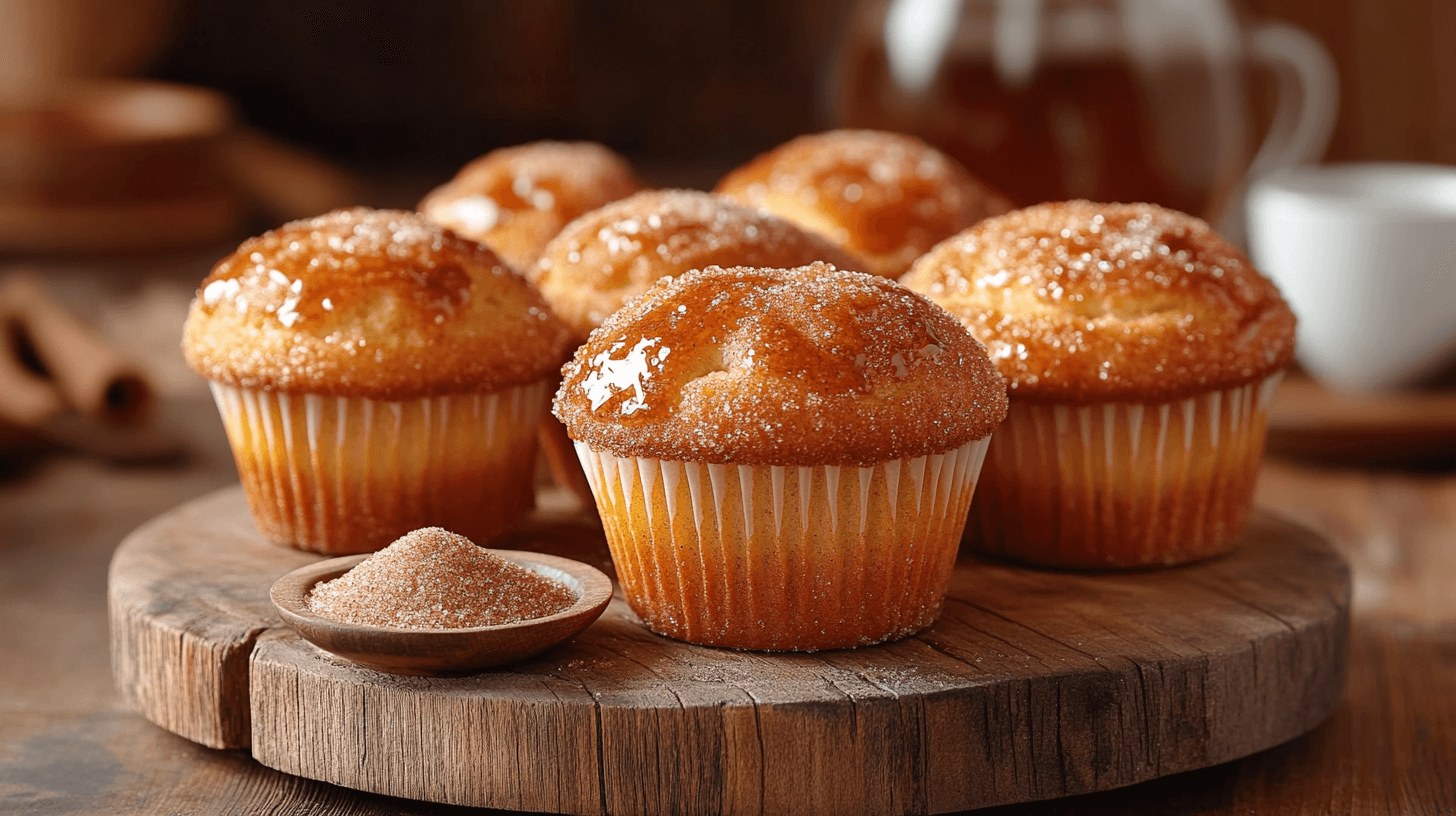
0 274 152 424
0 316 65 427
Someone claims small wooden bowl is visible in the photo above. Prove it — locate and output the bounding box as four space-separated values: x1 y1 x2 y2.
270 550 612 675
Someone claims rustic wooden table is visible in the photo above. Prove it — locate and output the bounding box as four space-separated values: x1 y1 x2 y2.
1 260 1453 814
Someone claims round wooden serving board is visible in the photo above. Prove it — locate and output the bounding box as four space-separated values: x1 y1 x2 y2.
109 486 1350 816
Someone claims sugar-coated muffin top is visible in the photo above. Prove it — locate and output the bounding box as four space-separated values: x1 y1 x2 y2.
533 190 865 340
901 201 1296 404
716 129 1012 278
183 208 572 399
554 263 1007 466
419 141 644 272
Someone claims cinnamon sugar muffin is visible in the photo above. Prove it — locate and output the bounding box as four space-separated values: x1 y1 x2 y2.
554 263 1007 650
716 130 1012 278
902 201 1296 568
183 207 572 554
534 189 864 342
419 141 644 272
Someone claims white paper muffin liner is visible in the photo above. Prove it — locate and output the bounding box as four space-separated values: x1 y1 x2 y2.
968 373 1283 568
574 437 992 651
209 380 549 554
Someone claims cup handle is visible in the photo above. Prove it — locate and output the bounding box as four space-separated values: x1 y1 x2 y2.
1244 22 1340 179
1218 22 1339 244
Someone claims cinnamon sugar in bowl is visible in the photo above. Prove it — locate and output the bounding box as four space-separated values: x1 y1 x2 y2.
271 528 613 675
307 528 575 629
554 263 1007 651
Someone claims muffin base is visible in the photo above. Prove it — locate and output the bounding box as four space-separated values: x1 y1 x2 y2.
967 374 1283 569
576 439 991 651
209 381 547 554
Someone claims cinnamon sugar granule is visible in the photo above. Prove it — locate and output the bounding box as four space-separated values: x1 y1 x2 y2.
307 527 575 629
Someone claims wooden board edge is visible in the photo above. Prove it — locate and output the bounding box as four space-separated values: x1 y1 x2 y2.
106 487 288 750
244 587 1351 816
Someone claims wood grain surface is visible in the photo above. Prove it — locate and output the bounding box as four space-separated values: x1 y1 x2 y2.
2 262 1452 814
107 492 314 748
0 409 1450 816
108 487 1348 815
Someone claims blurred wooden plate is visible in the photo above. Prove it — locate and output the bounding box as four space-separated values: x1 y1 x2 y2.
0 80 243 252
1267 373 1456 463
0 194 242 253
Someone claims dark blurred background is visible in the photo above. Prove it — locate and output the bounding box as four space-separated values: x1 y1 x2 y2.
0 0 1448 223
148 0 850 182
136 0 1453 181
165 1 1448 167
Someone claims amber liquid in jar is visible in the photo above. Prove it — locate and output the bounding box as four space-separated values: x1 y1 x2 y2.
838 44 1234 217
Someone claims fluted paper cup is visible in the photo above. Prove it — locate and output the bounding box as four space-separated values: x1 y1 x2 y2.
209 380 549 554
575 437 992 651
967 374 1283 568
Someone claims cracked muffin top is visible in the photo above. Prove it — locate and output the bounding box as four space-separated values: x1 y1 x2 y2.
901 201 1296 404
716 129 1012 278
533 189 864 341
553 262 1007 466
419 141 644 273
183 207 572 399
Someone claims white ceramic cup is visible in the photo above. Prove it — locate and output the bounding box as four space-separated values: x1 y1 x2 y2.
1247 163 1456 392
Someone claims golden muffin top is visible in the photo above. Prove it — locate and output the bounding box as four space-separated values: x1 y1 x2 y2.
716 129 1012 278
533 189 864 340
419 141 644 272
183 208 572 400
553 263 1007 466
901 201 1296 404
